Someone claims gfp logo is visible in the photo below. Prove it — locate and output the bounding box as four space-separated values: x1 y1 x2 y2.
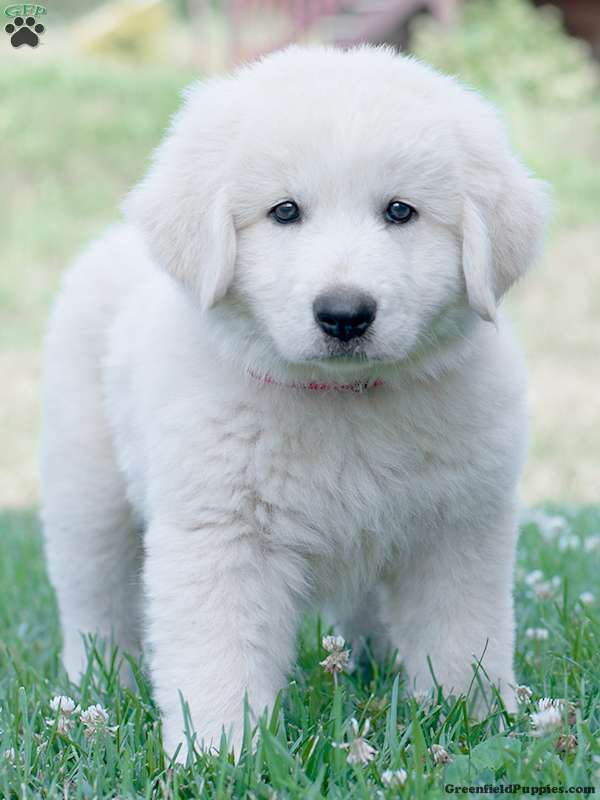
4 4 47 16
4 4 46 47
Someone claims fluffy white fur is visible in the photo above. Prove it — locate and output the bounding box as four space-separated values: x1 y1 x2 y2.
41 45 548 757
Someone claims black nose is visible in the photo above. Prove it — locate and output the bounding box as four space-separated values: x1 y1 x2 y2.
313 290 377 342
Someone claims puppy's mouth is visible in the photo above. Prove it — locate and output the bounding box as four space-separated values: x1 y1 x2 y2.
316 352 373 364
308 340 373 362
304 341 383 371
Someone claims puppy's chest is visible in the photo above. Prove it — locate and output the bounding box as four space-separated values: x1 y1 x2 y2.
241 396 450 553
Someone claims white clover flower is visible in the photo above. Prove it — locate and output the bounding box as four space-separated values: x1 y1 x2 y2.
538 514 568 540
540 698 576 725
336 718 378 766
381 768 408 788
530 703 562 736
579 591 595 605
430 743 452 765
537 697 563 713
524 569 544 587
320 635 351 675
533 581 557 600
80 704 116 739
526 627 549 641
49 695 79 716
322 635 345 652
543 516 568 537
46 714 73 736
515 685 533 704
521 509 567 540
80 703 109 727
525 573 561 599
3 747 16 765
46 694 80 735
584 535 600 553
558 534 580 552
347 736 377 766
412 688 433 705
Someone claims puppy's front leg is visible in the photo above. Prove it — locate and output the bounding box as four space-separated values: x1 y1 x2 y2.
144 518 302 758
380 513 518 714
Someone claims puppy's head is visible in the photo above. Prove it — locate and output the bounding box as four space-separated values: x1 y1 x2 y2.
126 46 548 380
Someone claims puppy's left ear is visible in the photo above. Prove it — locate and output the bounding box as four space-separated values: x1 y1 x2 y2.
461 147 549 323
124 79 238 311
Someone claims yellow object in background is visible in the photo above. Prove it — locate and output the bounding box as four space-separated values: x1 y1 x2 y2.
71 0 174 62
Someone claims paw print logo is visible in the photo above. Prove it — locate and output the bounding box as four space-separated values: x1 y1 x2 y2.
5 16 45 48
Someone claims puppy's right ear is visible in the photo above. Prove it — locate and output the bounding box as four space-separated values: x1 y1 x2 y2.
124 80 238 311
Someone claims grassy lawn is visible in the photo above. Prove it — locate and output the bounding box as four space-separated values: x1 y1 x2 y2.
2 507 600 796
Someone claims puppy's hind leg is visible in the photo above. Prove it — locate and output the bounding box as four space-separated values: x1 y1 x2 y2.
41 295 142 684
42 422 143 683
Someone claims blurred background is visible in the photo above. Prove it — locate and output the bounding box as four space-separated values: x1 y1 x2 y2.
0 0 598 510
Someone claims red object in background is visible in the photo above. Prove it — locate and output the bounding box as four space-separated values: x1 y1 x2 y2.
225 0 458 61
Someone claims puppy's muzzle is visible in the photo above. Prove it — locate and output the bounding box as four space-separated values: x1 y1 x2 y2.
313 289 377 342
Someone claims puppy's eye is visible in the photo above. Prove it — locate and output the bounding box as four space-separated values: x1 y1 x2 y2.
270 201 301 224
385 200 416 224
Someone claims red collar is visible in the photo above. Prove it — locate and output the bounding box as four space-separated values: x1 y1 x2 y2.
247 368 384 394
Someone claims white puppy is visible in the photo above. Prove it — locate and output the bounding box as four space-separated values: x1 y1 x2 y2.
41 45 547 756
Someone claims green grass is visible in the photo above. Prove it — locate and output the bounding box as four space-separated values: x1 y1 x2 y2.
0 59 190 350
2 508 600 797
